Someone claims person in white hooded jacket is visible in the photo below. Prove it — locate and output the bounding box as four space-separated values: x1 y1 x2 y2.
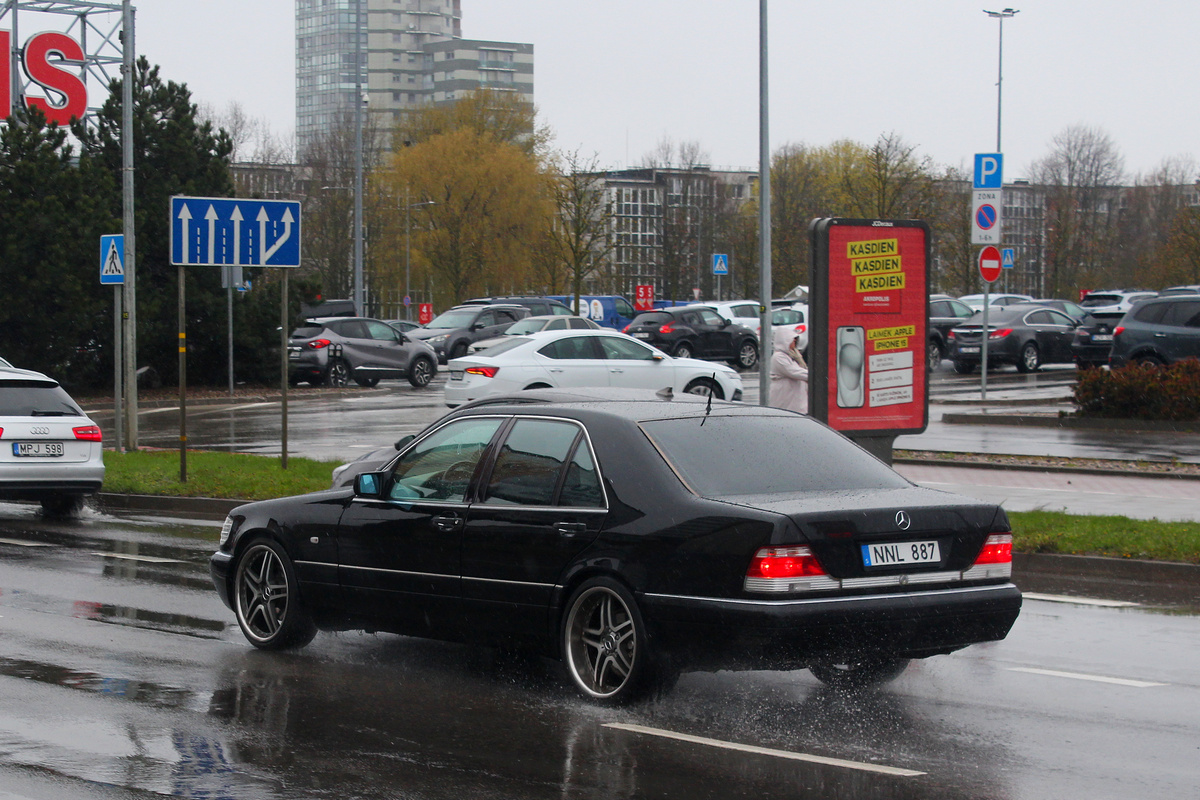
769 325 809 413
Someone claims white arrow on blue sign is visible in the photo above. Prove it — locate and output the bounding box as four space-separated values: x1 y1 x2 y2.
100 234 124 285
170 196 302 267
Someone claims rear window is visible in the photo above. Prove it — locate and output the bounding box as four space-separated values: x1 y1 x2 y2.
630 312 671 326
640 415 909 496
0 381 84 416
1081 294 1122 307
291 325 325 338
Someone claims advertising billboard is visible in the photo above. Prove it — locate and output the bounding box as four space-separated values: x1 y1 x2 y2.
809 218 930 437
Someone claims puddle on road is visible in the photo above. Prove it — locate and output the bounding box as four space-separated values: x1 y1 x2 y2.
0 587 229 639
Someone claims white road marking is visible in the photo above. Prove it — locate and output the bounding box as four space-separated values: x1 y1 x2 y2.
0 538 53 547
1021 592 1140 608
91 552 186 564
1008 667 1166 687
603 722 925 777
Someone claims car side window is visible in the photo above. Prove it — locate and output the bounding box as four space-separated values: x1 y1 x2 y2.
598 336 658 361
546 318 567 330
1135 302 1170 324
930 301 948 316
568 317 590 329
1026 310 1052 324
538 337 600 360
698 309 726 326
364 320 400 342
482 419 591 507
336 320 370 339
1163 300 1200 327
476 310 496 327
1046 310 1074 326
386 417 504 503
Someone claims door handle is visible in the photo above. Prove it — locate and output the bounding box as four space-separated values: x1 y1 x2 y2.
433 515 463 533
555 522 587 537
1154 333 1167 338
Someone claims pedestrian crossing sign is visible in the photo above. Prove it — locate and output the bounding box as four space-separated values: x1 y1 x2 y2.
100 234 125 285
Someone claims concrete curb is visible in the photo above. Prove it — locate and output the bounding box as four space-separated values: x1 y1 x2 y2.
893 456 1200 481
942 411 1200 433
97 493 243 519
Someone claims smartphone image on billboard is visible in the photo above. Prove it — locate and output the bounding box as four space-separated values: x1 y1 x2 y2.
836 326 865 408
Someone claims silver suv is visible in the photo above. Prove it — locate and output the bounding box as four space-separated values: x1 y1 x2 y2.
0 367 104 515
288 317 438 388
1080 289 1157 315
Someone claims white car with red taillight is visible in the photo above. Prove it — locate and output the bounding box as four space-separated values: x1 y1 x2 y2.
443 328 744 407
0 366 104 516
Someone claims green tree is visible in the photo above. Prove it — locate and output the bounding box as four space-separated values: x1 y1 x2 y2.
74 57 278 386
0 106 116 387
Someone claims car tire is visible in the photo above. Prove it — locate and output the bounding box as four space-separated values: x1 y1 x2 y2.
1017 342 1041 373
927 340 943 372
355 376 380 388
672 342 694 359
1135 354 1165 367
40 495 84 518
326 358 351 388
561 577 655 704
449 341 469 361
233 537 317 650
733 340 759 370
809 657 910 690
408 356 435 387
953 360 976 375
683 377 724 399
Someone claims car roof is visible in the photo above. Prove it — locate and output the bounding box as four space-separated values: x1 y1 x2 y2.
0 366 57 384
447 388 759 422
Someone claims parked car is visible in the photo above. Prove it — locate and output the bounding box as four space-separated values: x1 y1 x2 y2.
1079 289 1158 315
443 329 744 406
209 392 1021 702
949 303 1080 373
0 366 104 516
706 301 810 349
548 295 639 330
1158 285 1200 297
957 292 1034 311
384 319 422 333
623 305 760 369
460 296 576 317
1030 298 1087 322
469 314 601 353
1070 311 1125 368
928 295 976 371
406 304 529 362
288 316 438 388
1109 295 1200 368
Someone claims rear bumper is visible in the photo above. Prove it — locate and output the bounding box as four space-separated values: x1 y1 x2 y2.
641 583 1022 670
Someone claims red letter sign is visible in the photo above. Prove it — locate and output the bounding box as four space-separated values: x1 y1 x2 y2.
1 31 10 119
23 31 88 125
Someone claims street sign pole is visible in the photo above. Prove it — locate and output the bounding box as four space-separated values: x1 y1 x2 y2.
978 245 1003 401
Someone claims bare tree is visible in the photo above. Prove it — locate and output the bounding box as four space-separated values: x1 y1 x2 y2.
540 149 615 300
1031 125 1125 295
643 139 714 301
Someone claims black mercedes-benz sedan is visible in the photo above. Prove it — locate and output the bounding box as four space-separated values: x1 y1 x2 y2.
210 393 1021 703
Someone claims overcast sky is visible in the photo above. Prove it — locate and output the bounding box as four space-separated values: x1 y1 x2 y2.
127 0 1200 182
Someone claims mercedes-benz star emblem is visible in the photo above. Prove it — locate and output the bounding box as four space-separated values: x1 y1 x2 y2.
895 510 912 530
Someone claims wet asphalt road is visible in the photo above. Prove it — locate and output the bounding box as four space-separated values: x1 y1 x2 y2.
0 503 1198 800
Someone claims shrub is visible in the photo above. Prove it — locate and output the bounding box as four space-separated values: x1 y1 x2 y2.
1074 360 1200 420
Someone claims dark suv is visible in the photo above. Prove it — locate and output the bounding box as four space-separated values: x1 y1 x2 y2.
460 296 575 317
928 295 975 371
289 317 438 388
407 304 529 362
1109 296 1200 368
624 305 759 369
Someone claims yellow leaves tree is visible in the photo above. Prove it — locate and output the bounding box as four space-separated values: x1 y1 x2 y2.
379 127 552 309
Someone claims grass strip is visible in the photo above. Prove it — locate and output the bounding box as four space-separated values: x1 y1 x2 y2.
101 452 1200 565
1009 510 1200 565
102 450 337 501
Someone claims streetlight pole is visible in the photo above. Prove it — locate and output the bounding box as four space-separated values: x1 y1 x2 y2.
403 188 435 321
984 7 1018 152
353 0 365 316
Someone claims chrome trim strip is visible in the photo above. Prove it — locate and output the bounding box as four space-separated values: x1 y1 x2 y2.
743 566 1014 594
461 574 555 588
645 584 1016 608
337 564 453 580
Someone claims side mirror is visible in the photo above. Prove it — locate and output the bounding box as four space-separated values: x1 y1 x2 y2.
393 434 415 451
355 472 385 498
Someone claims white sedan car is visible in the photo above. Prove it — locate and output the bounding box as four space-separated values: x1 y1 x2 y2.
444 329 744 407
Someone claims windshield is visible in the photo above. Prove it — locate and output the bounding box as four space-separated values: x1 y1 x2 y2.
426 308 481 329
640 415 909 497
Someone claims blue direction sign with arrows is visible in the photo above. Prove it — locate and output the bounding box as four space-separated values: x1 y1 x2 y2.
170 196 302 267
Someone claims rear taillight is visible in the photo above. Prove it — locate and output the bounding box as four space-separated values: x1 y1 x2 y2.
658 323 675 334
73 425 103 442
1114 326 1125 337
464 366 499 378
0 427 4 438
973 533 1012 565
746 545 828 578
622 324 631 333
307 338 332 349
988 328 1012 340
947 330 956 340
